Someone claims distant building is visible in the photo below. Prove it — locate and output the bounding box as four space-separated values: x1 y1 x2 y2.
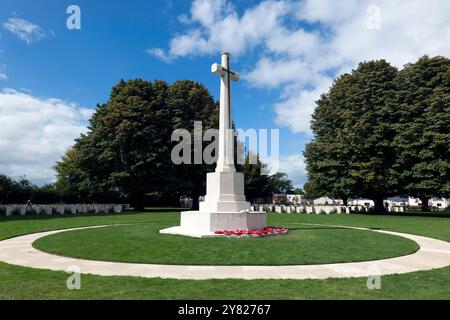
313 196 344 206
286 194 303 205
429 198 450 209
272 194 288 205
348 198 375 207
385 196 408 208
408 197 422 208
272 194 304 205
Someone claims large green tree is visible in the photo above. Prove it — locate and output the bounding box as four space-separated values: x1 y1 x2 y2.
168 80 219 210
0 174 16 204
241 153 272 203
54 147 86 202
240 152 294 202
0 174 60 204
55 79 219 209
303 180 321 199
78 79 172 209
393 56 450 210
305 60 399 211
269 172 294 195
305 56 450 212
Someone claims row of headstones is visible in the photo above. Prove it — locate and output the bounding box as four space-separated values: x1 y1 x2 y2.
251 204 374 215
0 204 130 217
387 206 405 212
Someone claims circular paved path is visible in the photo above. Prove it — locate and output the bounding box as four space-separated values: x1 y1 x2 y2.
1 224 450 280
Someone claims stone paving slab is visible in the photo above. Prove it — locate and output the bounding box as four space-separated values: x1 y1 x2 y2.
0 224 450 280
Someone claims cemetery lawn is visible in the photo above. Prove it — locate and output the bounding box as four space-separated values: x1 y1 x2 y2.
33 220 418 266
0 210 450 299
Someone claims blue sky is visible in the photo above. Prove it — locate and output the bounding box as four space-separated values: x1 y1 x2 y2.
1 0 450 186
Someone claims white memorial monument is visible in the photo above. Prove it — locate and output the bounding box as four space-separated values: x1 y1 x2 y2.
160 53 267 237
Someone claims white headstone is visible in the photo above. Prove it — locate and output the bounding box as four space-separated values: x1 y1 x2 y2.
6 206 14 216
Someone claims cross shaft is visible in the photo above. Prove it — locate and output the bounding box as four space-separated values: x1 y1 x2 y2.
211 53 239 173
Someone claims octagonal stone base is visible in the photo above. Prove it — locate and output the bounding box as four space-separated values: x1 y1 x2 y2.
199 172 251 213
159 211 267 238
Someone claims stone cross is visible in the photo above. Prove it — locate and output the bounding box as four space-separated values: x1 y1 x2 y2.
211 52 240 173
159 53 266 237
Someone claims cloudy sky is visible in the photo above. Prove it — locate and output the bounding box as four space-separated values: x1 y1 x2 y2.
1 0 450 186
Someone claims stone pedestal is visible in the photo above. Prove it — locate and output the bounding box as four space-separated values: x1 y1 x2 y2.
200 172 250 212
160 211 267 238
160 171 267 238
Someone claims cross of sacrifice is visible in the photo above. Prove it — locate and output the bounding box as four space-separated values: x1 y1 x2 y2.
211 52 240 173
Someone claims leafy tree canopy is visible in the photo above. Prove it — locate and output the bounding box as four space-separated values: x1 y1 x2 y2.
305 56 450 211
55 79 219 209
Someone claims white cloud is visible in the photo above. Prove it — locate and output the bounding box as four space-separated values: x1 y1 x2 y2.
147 48 172 63
147 0 450 186
266 153 307 188
169 30 213 57
148 0 291 61
0 89 93 183
298 0 360 24
191 0 229 26
274 79 332 135
3 18 47 44
0 73 6 81
266 28 324 59
177 14 191 25
152 0 450 137
245 57 318 89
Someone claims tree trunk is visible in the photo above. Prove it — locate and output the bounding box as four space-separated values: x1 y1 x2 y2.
420 197 430 212
374 197 387 214
191 189 200 211
131 194 145 211
342 197 348 206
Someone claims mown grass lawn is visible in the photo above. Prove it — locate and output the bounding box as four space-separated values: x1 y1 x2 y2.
33 221 418 266
1 210 450 300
